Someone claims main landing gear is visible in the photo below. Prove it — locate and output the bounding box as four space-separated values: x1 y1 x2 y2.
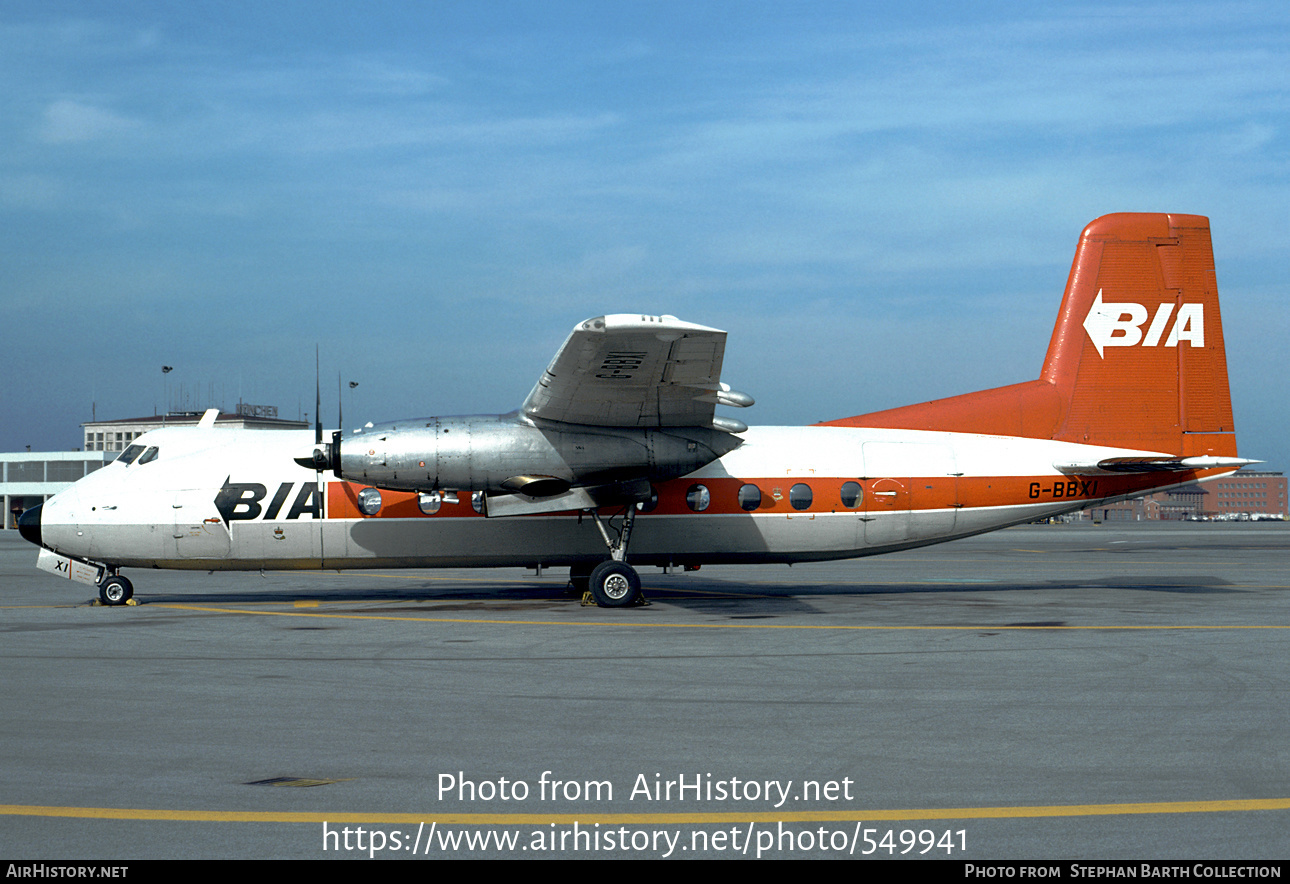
572 505 647 608
97 573 134 606
587 560 641 607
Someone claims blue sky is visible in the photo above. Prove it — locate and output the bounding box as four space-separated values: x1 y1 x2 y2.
3 2 1287 470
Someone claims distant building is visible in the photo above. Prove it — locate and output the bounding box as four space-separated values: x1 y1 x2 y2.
82 402 308 452
1084 484 1207 522
1205 471 1287 519
1080 469 1286 521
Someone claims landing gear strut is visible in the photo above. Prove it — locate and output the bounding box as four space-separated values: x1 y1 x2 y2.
580 505 646 608
98 574 134 606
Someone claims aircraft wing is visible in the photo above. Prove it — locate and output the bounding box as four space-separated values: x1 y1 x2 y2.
522 314 733 428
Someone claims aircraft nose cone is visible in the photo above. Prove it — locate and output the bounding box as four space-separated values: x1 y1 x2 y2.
17 504 42 547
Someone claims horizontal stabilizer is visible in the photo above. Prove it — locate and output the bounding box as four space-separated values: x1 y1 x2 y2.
1055 455 1261 475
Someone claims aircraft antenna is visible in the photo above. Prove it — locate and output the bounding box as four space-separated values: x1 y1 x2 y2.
314 346 322 447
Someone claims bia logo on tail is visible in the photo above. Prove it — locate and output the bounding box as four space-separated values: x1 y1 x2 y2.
1082 290 1204 358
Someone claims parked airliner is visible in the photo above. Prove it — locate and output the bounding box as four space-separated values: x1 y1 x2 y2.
19 214 1253 607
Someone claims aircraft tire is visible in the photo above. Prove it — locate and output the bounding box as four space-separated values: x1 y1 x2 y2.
589 560 641 608
99 575 134 606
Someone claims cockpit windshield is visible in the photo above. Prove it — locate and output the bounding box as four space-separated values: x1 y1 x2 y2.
116 444 146 465
115 444 160 466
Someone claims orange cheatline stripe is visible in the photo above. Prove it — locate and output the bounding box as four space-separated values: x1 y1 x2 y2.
324 472 1233 520
3 797 1290 824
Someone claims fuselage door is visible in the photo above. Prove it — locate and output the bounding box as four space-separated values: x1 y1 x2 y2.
172 489 232 559
862 441 958 547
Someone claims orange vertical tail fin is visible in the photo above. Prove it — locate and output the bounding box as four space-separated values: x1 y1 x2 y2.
823 213 1237 457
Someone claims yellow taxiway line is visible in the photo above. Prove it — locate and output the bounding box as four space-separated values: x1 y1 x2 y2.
151 602 1290 631
3 797 1290 824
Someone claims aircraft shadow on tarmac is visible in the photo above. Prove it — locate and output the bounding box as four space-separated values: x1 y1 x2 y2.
115 571 1239 614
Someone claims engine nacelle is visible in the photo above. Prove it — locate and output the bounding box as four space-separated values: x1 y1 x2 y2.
330 412 740 496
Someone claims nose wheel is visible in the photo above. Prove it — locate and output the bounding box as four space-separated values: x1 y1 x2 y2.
98 575 134 606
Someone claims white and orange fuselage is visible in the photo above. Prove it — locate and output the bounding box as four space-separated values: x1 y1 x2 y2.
29 422 1234 572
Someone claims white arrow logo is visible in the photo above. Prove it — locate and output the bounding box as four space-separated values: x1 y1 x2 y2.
1083 290 1204 358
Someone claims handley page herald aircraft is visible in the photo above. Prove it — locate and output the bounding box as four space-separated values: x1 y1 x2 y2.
19 213 1255 607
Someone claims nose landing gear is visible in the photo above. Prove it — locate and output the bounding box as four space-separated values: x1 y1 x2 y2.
98 574 134 606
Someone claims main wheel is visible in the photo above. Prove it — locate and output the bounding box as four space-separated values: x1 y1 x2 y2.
588 560 641 608
99 575 133 606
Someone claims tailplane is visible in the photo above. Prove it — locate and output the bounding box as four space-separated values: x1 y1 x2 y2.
823 213 1238 458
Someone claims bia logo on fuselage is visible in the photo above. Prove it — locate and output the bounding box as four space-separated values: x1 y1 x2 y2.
215 479 320 524
1082 290 1204 358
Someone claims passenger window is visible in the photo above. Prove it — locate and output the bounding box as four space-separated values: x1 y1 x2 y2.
357 487 383 516
417 491 441 515
116 444 145 465
840 481 863 508
738 484 761 511
137 447 159 465
686 484 711 512
790 483 813 510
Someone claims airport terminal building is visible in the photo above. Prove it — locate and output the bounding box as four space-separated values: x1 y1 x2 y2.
3 451 110 530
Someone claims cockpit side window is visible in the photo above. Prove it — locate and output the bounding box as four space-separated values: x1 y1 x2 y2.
137 446 159 465
116 444 146 465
